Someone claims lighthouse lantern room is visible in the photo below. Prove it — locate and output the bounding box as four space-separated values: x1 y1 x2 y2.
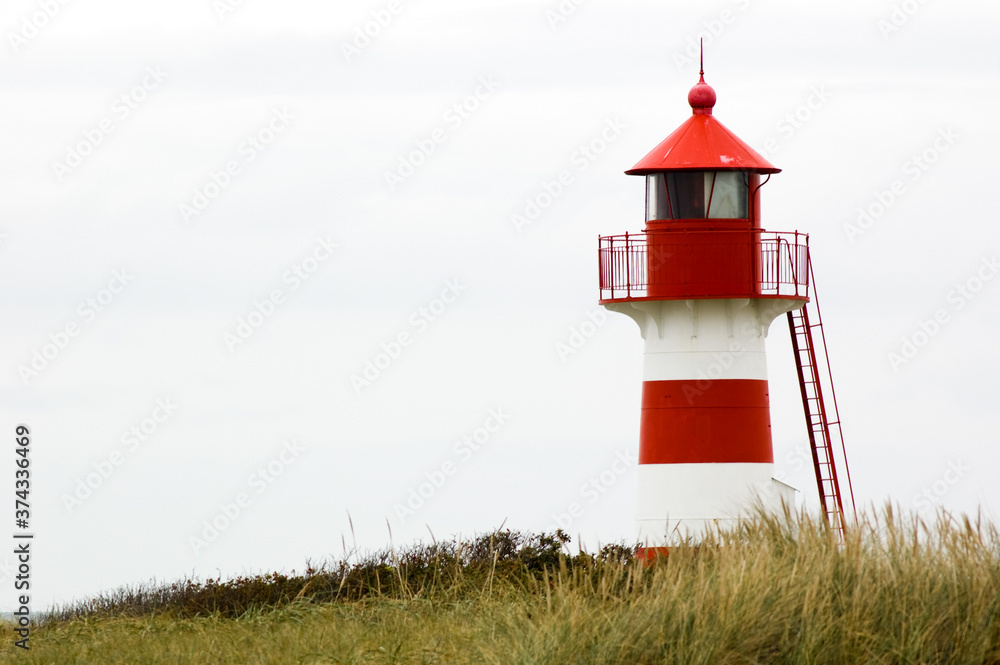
599 57 854 557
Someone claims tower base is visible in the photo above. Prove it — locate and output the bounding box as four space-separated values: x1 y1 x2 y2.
637 462 797 545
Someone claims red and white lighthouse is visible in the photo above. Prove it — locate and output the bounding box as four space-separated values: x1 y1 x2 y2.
599 66 818 556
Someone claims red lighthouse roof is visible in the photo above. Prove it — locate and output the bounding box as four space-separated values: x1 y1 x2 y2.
625 71 780 175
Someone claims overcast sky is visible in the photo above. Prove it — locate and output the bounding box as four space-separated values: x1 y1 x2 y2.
1 0 998 611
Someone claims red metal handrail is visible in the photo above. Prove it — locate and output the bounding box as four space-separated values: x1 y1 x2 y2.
598 229 810 302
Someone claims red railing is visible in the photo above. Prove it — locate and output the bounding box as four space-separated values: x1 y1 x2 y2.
599 229 810 301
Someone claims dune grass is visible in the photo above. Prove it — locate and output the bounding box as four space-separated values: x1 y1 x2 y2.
4 506 1000 664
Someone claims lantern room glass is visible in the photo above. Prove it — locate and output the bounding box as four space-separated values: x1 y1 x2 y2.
645 171 749 221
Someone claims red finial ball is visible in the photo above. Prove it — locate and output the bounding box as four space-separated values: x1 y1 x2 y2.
688 74 716 114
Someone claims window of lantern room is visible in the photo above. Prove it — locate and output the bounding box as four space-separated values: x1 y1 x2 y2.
645 171 749 221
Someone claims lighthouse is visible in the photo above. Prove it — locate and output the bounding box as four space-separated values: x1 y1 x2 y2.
598 65 820 557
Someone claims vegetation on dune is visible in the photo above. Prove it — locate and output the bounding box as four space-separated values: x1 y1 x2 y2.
5 506 1000 665
44 529 593 622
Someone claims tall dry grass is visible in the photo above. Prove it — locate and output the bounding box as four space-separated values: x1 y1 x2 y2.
4 505 999 665
503 505 1000 664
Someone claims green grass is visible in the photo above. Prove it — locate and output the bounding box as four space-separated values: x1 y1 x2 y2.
5 506 1000 664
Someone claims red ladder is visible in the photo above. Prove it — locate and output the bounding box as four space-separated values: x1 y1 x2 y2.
787 260 856 537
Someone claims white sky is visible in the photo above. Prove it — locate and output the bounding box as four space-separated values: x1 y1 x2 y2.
1 0 998 610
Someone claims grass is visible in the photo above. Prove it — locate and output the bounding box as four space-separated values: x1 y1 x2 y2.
4 506 1000 664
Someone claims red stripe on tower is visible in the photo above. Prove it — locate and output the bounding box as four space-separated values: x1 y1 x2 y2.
639 379 773 465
